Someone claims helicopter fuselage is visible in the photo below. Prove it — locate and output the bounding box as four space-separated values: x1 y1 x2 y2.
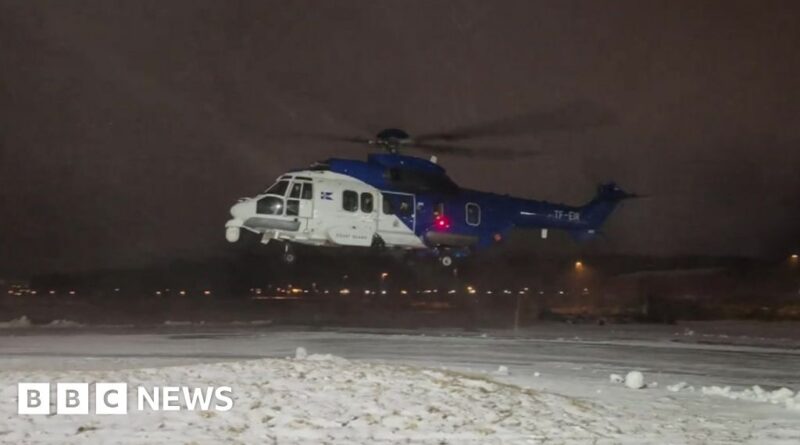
225 154 631 262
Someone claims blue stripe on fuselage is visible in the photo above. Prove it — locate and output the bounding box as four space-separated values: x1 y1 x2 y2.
327 156 614 249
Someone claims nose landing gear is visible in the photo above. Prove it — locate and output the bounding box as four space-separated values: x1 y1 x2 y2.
282 243 297 265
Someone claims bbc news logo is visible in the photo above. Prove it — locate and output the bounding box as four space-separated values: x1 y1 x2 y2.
18 383 233 415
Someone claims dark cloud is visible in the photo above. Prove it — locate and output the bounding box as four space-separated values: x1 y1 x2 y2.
1 0 799 275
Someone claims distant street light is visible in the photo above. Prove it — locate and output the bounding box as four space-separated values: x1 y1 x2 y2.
574 261 584 271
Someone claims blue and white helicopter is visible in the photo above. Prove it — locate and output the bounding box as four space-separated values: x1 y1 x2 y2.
226 128 633 266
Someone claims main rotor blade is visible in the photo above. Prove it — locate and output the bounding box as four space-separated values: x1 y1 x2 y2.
410 142 541 160
416 101 615 142
265 132 371 145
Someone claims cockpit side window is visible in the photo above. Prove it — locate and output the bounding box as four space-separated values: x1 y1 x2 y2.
301 182 313 200
265 180 289 196
289 182 302 199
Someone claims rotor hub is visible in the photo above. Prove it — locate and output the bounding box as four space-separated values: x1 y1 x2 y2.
374 128 411 153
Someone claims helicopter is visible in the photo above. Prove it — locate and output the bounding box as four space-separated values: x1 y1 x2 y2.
225 120 634 266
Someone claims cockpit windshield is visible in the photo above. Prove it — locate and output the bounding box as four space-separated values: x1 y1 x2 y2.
264 180 289 196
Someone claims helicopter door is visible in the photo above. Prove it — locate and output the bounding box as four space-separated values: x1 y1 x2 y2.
327 189 377 246
286 180 314 229
377 192 418 247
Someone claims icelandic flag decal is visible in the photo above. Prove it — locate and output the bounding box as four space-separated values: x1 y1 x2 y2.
321 191 333 200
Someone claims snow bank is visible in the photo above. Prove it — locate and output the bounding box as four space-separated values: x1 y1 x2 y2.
162 320 194 326
1 338 797 444
45 319 84 328
667 382 694 393
163 320 271 327
0 315 32 328
701 385 800 411
0 355 633 444
229 319 272 326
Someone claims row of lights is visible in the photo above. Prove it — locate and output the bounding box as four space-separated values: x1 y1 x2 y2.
7 289 77 296
154 289 211 296
8 288 217 297
7 255 794 298
249 286 581 296
8 286 589 298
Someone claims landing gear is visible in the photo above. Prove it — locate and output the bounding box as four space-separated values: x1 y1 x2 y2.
282 243 297 264
437 247 472 274
371 234 387 251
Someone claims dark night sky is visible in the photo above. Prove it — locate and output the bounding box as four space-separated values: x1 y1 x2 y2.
1 1 799 275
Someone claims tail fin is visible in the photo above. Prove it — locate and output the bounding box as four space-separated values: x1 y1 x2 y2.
581 182 635 228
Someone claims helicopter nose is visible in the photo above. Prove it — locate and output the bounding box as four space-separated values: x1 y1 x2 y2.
229 199 253 220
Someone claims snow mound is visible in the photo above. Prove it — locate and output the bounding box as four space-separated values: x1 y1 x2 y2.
609 371 647 389
162 320 193 326
0 357 628 444
625 371 645 389
305 353 349 364
294 347 349 364
493 365 510 376
702 385 800 411
229 319 272 326
667 382 693 392
45 319 83 328
0 316 32 328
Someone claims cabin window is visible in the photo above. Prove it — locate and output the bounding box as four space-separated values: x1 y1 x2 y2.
256 196 284 215
398 196 414 216
286 199 299 216
382 196 394 214
301 182 313 200
361 193 374 213
466 203 481 226
289 183 302 199
342 190 358 212
265 180 289 196
382 194 414 216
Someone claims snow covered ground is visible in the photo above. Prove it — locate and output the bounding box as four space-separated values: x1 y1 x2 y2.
0 322 799 444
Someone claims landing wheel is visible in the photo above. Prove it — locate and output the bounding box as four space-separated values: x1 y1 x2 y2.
440 255 454 267
282 244 297 264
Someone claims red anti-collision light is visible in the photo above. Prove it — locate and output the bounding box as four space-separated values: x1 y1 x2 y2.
434 214 451 230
